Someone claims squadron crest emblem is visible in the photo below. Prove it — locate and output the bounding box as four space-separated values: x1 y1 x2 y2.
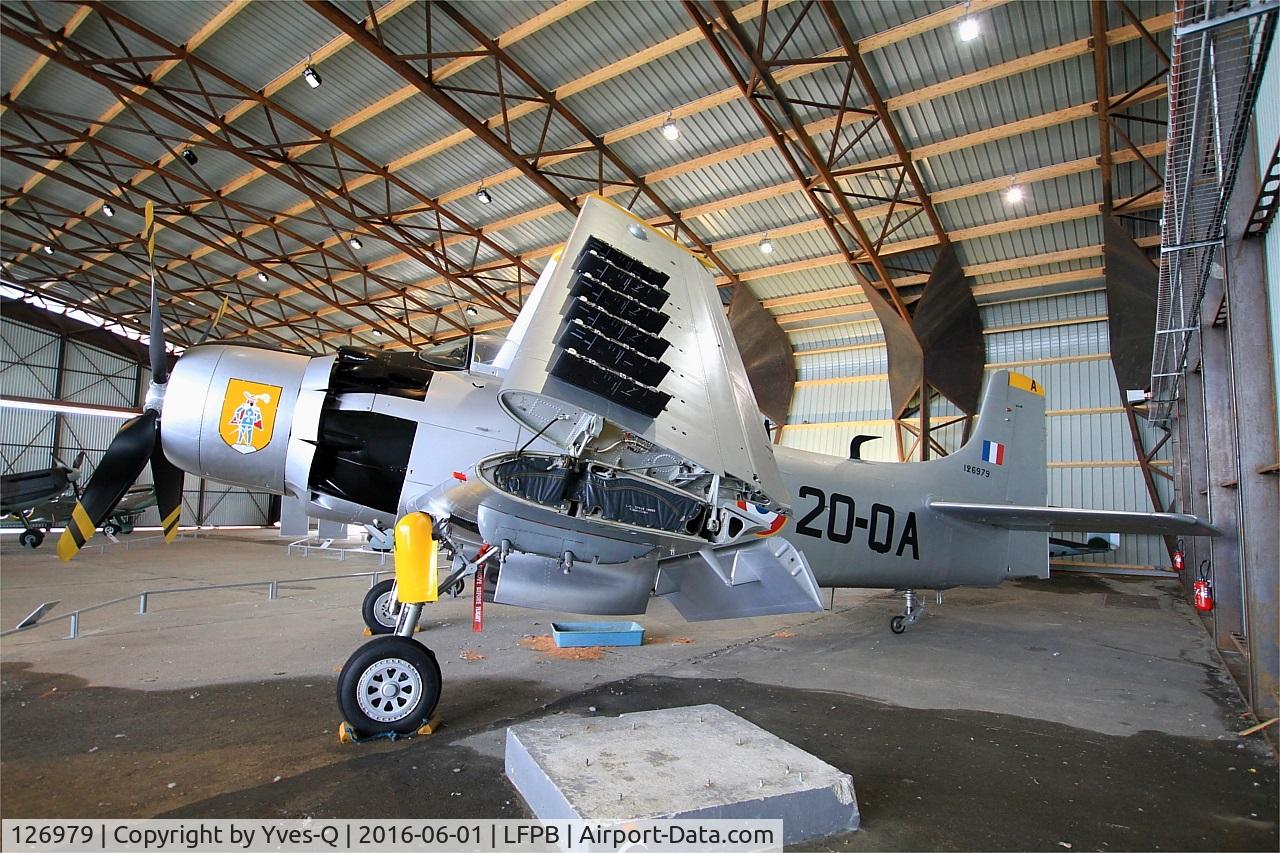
219 378 282 454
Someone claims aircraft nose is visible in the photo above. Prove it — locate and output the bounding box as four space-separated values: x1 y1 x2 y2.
162 345 317 493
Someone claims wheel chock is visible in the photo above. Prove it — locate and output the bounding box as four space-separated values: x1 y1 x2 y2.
361 627 373 637
337 714 443 745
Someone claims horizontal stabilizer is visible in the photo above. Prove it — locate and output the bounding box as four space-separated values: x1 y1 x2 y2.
929 501 1218 537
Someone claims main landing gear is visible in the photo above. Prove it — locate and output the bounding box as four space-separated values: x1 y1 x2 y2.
337 603 442 736
362 579 400 635
360 573 468 635
342 513 492 738
890 588 926 634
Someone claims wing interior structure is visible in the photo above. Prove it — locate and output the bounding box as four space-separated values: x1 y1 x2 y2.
929 501 1219 537
486 196 788 550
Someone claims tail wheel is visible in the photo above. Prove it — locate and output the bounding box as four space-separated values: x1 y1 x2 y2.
19 530 44 549
361 578 399 634
890 615 906 634
337 636 441 737
103 522 122 537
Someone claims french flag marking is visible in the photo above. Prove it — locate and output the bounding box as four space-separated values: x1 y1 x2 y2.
981 440 1005 465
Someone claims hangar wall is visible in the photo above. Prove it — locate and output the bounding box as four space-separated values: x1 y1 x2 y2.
781 288 1173 572
0 309 272 530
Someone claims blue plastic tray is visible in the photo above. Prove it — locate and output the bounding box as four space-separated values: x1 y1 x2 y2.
550 621 645 648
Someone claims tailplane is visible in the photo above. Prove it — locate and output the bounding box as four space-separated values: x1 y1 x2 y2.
930 370 1216 543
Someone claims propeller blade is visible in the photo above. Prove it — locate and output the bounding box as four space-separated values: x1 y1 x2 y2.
151 429 184 543
149 292 167 384
74 451 86 471
144 200 168 384
56 412 157 561
194 295 230 346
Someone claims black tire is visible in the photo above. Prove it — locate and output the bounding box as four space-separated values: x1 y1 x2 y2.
362 578 399 634
103 522 122 537
890 615 906 634
337 636 441 737
19 530 43 549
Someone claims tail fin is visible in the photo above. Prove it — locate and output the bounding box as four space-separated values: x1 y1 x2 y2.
943 370 1047 507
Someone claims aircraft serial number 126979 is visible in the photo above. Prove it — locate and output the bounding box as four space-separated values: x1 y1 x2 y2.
61 197 1216 738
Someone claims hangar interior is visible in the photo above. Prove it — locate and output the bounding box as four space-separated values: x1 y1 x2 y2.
1 0 1277 846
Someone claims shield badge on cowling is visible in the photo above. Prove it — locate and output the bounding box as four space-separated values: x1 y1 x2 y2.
219 378 282 454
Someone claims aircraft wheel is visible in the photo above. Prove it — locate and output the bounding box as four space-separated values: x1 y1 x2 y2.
103 522 122 537
362 579 400 635
19 530 43 549
338 636 441 737
890 615 906 634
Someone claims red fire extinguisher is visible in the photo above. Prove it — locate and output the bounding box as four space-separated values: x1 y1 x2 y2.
1193 560 1214 612
1172 539 1185 572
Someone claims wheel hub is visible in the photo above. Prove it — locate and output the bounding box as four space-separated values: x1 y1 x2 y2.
374 591 398 628
355 656 422 723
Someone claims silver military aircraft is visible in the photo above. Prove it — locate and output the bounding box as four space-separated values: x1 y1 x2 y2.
2 452 85 548
60 197 1216 737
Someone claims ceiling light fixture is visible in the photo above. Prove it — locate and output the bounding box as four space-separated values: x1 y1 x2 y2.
302 62 322 89
660 111 680 142
102 203 115 217
42 245 54 255
465 306 479 317
256 271 269 283
759 235 774 254
958 17 980 42
1004 184 1025 204
348 236 363 250
475 184 492 205
182 148 198 166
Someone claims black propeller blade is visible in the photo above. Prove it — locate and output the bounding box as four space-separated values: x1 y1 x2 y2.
151 425 184 543
56 411 157 560
57 201 187 561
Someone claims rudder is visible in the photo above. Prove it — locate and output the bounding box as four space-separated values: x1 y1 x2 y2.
945 370 1048 508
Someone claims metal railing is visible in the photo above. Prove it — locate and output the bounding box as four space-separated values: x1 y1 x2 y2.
1 569 389 640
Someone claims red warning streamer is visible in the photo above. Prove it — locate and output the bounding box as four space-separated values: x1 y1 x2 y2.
472 570 485 632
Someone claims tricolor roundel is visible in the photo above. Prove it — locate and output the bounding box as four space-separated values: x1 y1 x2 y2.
981 440 1005 466
736 500 787 537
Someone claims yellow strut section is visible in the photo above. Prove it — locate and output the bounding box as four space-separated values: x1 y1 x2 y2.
393 512 439 604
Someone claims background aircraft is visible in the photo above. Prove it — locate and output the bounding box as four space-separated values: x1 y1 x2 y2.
1 452 84 548
60 197 1215 737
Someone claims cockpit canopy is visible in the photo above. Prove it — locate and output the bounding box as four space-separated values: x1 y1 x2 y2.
417 333 505 372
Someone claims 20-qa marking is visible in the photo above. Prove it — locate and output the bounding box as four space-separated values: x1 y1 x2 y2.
793 486 920 560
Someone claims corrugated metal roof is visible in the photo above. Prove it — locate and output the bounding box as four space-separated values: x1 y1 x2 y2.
2 0 1171 353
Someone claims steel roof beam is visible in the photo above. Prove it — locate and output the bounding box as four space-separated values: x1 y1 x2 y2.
3 3 527 324
0 160 386 350
238 12 1169 336
1 212 316 351
1 101 473 342
432 1 745 287
7 0 415 265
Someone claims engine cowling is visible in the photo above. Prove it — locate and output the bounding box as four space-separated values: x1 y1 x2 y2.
162 345 329 496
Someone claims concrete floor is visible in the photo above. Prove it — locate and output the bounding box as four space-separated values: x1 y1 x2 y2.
1 529 1275 850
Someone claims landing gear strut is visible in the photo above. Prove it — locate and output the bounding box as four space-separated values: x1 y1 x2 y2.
890 588 925 634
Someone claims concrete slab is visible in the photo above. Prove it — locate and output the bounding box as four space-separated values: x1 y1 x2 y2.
506 704 858 844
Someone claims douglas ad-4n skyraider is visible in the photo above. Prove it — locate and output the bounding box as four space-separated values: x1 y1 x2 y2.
60 197 1216 738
